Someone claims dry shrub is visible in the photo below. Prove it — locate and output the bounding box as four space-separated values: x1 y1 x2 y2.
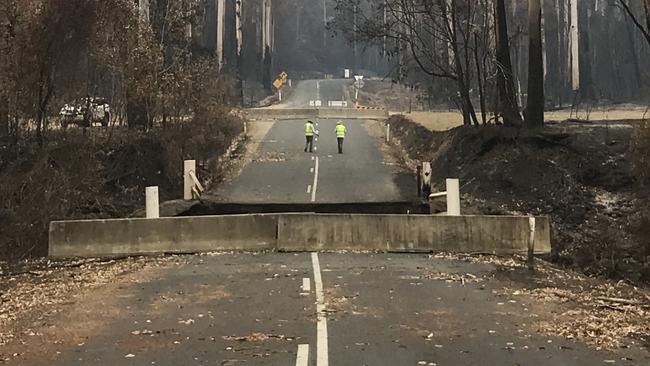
0 110 242 262
629 119 650 280
0 136 105 260
156 109 243 191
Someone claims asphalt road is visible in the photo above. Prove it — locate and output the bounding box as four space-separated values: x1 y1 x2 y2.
283 79 351 108
6 253 648 365
216 118 412 203
215 79 415 204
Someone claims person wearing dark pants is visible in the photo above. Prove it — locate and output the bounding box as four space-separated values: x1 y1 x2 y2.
304 120 315 152
335 121 346 154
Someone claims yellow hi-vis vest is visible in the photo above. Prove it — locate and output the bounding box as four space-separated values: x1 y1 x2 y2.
335 124 346 138
305 122 314 136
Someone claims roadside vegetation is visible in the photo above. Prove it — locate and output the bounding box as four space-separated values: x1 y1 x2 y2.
630 119 650 279
0 1 242 261
388 114 650 283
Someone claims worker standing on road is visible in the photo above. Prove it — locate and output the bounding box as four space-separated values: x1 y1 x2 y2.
304 120 316 153
335 121 347 154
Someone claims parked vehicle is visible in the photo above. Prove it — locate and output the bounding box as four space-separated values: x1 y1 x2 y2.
59 97 111 127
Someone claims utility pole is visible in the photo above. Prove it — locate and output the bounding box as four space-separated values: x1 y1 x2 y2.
569 0 580 91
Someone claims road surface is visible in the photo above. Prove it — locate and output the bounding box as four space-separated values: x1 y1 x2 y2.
283 79 351 108
215 79 414 203
3 253 648 365
215 117 413 203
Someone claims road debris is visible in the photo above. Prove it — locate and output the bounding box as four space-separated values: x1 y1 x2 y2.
0 255 184 346
222 333 290 342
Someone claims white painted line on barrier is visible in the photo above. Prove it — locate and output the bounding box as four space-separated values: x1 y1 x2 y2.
295 344 309 366
307 185 312 194
302 277 311 293
311 253 328 366
311 157 319 202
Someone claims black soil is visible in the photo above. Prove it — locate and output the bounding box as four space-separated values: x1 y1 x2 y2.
389 115 646 282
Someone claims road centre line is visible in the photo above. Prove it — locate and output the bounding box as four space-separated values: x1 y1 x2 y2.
307 185 312 194
311 157 319 202
310 167 314 173
295 344 309 366
311 253 328 366
302 277 311 293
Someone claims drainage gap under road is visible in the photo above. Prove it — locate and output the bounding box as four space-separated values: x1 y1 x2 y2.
177 201 430 216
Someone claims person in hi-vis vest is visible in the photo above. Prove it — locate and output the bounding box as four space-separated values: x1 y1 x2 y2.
304 120 317 152
335 121 346 154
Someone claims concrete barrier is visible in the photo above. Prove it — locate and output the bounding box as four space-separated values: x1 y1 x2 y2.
277 214 551 254
49 213 551 258
244 108 388 120
49 214 278 258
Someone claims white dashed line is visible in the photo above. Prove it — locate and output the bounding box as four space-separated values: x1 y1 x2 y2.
311 253 328 366
295 344 309 366
310 167 314 173
311 157 319 202
307 185 312 194
302 277 311 293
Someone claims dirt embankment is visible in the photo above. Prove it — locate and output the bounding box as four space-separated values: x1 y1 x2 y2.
389 115 647 282
0 114 243 262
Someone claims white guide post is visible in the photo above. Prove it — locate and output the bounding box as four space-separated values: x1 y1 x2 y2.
422 162 432 195
528 217 536 270
446 178 461 216
145 186 159 218
184 160 196 200
386 123 390 143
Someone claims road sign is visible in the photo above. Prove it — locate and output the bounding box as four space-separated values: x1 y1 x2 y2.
354 75 364 89
274 71 289 90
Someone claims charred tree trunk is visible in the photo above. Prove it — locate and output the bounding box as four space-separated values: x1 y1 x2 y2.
525 0 544 129
474 33 486 125
578 3 594 100
0 98 8 138
445 0 479 126
494 0 522 126
624 14 643 92
645 0 650 33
